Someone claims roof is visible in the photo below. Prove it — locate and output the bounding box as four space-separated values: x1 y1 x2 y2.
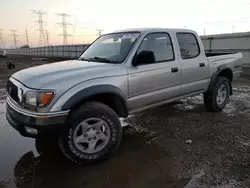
112 27 196 34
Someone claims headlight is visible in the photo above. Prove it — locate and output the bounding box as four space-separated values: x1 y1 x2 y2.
23 90 54 107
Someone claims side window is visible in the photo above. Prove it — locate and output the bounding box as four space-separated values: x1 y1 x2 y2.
137 33 174 64
176 33 200 59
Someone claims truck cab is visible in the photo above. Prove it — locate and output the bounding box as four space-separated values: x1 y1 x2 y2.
124 29 211 111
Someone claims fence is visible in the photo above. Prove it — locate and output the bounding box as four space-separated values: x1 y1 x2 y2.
201 32 250 65
7 44 89 59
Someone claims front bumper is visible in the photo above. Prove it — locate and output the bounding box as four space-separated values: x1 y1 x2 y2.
6 97 69 138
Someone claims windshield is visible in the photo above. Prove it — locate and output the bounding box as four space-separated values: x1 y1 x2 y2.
80 32 140 63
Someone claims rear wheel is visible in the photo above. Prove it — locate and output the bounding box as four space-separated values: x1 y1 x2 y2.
59 102 122 164
204 76 230 112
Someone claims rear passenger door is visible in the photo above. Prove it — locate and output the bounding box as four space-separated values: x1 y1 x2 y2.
176 32 210 95
128 32 181 111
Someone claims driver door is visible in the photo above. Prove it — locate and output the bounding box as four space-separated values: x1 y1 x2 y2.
127 32 181 111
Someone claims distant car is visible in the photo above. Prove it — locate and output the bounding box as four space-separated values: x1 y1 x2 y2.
0 49 7 58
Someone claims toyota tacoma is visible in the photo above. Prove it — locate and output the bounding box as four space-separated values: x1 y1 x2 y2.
6 28 243 164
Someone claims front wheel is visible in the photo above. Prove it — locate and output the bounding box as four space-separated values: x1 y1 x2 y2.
204 76 230 112
59 102 122 164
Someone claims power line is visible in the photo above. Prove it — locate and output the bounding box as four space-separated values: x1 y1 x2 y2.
74 34 98 36
25 28 29 46
10 30 18 48
31 10 47 47
205 16 250 25
57 13 72 45
76 0 114 11
72 0 115 44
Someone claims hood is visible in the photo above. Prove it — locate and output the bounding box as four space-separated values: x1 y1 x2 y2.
12 60 116 88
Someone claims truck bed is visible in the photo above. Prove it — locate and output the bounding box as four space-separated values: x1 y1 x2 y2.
207 52 243 81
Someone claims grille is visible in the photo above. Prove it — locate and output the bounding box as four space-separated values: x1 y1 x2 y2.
7 81 19 103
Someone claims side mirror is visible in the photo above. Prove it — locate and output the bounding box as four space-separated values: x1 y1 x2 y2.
132 51 155 66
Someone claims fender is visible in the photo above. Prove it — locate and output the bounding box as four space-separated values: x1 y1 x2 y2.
62 85 128 117
208 65 233 95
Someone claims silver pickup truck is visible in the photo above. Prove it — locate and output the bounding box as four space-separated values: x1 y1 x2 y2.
6 28 243 164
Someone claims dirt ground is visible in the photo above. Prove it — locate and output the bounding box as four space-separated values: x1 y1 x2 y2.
0 56 249 188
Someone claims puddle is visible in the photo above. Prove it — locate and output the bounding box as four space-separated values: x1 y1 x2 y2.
0 111 37 187
0 101 176 188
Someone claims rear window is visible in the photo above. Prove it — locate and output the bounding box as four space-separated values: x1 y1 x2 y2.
176 33 200 59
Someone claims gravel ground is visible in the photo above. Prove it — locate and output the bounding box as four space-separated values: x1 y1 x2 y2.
0 56 249 188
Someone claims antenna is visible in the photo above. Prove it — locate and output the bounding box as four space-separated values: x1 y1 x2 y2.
57 13 72 45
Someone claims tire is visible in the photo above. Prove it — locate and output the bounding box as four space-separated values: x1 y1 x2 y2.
204 76 230 112
59 102 122 164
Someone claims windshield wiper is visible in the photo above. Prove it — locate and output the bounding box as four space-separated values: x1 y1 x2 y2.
85 56 117 63
78 57 88 61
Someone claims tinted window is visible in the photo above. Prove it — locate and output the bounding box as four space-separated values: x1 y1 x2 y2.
137 33 174 63
176 33 200 59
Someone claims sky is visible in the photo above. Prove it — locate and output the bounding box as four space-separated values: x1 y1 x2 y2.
1 0 250 48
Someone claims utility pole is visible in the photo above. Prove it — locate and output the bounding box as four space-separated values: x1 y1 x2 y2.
45 30 50 46
0 29 4 48
31 10 47 46
204 28 206 35
57 13 72 45
96 29 103 37
25 28 29 46
10 30 18 48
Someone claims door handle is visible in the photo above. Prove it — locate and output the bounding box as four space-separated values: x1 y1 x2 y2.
199 62 205 67
130 72 145 77
171 67 179 73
